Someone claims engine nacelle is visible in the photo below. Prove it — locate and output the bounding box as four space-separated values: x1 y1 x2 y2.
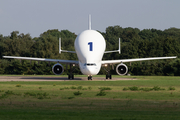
52 63 64 75
116 63 128 75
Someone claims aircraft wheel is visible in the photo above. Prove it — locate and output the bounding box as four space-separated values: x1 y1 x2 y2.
68 75 70 79
68 74 74 79
72 74 74 79
88 76 92 80
106 75 108 79
106 74 112 79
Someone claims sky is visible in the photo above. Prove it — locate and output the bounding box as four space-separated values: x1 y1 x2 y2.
0 0 180 38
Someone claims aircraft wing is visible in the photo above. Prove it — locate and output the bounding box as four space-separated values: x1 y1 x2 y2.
3 56 79 64
101 56 177 64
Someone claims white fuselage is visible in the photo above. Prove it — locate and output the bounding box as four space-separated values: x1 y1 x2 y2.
74 30 106 75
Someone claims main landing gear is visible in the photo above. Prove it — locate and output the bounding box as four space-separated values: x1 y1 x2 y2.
103 64 112 80
67 64 76 79
88 75 92 80
68 74 74 79
106 74 112 79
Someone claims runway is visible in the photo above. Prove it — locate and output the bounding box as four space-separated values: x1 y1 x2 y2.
0 76 136 81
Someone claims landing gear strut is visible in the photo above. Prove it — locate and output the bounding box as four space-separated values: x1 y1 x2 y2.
103 64 112 79
88 76 92 80
68 74 74 79
67 64 76 79
106 74 112 79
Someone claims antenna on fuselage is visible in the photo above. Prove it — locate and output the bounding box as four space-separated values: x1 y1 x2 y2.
89 14 91 30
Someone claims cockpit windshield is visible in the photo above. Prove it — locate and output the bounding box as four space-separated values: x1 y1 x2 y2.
84 63 96 66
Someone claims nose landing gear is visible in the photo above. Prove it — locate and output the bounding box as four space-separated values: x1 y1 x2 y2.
88 75 92 80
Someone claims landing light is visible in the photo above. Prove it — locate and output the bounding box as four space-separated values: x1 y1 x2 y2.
104 64 108 67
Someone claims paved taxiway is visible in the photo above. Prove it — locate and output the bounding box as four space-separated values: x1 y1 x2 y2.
0 76 136 81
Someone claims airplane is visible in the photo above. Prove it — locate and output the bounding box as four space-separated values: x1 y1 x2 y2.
3 15 177 80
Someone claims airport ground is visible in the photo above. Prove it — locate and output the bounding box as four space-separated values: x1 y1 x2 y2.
0 75 180 120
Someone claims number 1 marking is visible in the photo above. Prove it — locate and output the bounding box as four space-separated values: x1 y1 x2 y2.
88 42 93 51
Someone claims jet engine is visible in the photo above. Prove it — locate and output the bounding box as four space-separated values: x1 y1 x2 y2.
116 63 128 75
52 63 64 75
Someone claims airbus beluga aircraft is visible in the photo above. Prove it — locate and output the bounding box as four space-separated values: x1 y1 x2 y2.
3 15 177 80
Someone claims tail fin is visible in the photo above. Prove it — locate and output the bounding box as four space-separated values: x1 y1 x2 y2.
89 14 91 30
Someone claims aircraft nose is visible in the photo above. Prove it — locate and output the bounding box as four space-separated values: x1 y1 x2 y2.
85 67 97 75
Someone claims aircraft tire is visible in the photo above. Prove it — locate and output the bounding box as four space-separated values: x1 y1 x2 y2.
68 75 70 79
109 75 112 79
72 74 74 79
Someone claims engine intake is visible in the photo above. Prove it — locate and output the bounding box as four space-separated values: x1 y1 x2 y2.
116 63 128 75
52 63 64 75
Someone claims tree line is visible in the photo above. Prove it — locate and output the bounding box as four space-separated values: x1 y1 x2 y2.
0 26 180 76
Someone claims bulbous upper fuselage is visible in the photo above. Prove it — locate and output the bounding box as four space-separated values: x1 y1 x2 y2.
74 30 106 75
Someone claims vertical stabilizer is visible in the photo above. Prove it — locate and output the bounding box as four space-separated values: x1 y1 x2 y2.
89 14 91 30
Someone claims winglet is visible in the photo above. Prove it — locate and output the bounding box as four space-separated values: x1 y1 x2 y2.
89 14 91 30
104 38 121 54
118 38 121 54
59 38 61 54
59 38 76 54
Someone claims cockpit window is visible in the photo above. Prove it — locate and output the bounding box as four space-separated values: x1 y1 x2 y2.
84 63 96 66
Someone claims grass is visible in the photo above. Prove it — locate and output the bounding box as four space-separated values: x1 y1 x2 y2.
1 75 180 119
16 84 21 87
73 91 82 96
123 86 166 91
96 90 106 96
169 86 176 90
